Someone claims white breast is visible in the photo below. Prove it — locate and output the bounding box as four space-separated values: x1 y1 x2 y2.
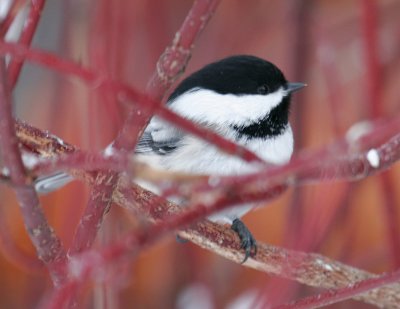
154 125 293 175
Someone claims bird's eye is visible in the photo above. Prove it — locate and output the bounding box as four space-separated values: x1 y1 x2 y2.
257 85 268 94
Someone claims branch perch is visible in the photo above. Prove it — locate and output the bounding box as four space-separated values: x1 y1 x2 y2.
0 66 66 286
12 119 400 308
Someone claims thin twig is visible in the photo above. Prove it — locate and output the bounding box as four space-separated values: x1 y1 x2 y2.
42 180 400 309
14 115 400 210
0 41 264 163
0 61 66 286
274 269 400 309
0 202 44 273
361 0 400 268
0 0 26 38
7 0 46 89
70 0 222 258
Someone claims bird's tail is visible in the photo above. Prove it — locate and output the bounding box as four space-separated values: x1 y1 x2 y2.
34 172 74 194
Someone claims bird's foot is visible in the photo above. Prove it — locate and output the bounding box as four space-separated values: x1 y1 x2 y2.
231 218 257 263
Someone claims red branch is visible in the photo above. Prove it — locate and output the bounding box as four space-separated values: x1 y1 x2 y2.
0 41 263 163
0 0 26 38
68 171 118 255
274 268 400 309
146 0 221 99
11 119 400 309
21 120 400 272
380 174 400 267
27 118 400 196
113 0 222 150
361 0 381 118
41 183 287 309
176 117 400 200
0 60 66 286
361 0 400 267
70 0 222 258
7 0 47 89
0 204 44 273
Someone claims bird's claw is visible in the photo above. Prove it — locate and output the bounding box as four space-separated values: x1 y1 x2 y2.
231 219 257 263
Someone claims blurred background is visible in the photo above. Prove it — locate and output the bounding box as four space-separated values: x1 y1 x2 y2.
1 0 400 308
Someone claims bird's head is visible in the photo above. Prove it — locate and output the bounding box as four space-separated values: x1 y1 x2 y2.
168 55 306 139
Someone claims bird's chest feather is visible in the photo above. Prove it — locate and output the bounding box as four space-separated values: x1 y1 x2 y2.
158 126 294 175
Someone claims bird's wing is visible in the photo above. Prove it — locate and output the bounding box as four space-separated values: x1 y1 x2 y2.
135 117 184 155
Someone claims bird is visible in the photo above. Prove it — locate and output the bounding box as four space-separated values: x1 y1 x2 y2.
35 55 306 262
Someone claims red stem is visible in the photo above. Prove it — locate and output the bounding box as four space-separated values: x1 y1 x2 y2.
7 0 47 89
26 116 400 205
361 0 381 118
0 59 67 286
42 184 288 308
113 0 221 150
0 204 44 273
274 268 400 309
70 0 222 259
361 0 400 267
25 121 400 198
380 173 400 267
146 0 221 100
282 0 312 262
22 126 400 284
0 0 26 38
182 120 400 196
40 281 79 309
0 41 263 163
68 171 117 255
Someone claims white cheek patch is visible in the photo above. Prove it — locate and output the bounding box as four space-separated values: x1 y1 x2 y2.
169 87 286 126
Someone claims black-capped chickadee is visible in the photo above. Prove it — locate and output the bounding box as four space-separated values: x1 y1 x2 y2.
35 55 305 262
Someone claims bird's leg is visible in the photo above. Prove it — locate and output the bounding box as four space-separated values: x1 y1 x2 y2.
231 218 257 263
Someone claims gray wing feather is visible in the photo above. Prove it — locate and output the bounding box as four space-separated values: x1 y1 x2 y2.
35 172 74 194
135 118 184 155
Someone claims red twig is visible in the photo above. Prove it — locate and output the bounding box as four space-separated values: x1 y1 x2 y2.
113 0 221 150
24 123 400 279
0 41 263 163
146 0 221 99
281 1 312 282
361 0 381 118
70 0 222 260
176 117 400 199
317 31 348 134
7 0 46 89
0 36 263 259
0 0 25 38
380 173 400 268
25 115 400 203
0 204 44 273
108 184 288 264
30 151 128 176
40 281 79 309
12 119 400 309
274 268 400 309
42 183 287 309
361 0 400 267
68 172 117 255
0 59 66 286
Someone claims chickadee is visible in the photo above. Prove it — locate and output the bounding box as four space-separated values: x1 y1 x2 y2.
35 55 305 262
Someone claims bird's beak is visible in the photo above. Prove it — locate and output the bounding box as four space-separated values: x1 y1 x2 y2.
286 82 307 93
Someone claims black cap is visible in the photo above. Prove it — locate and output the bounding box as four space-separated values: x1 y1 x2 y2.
168 55 288 102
